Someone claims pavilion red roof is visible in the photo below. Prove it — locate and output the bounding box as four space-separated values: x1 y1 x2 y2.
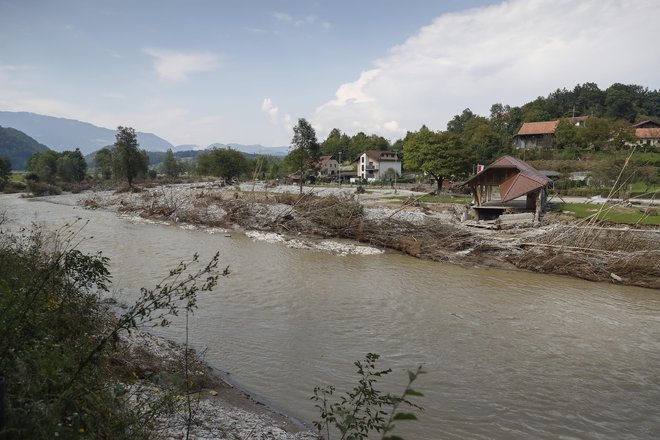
465 156 552 202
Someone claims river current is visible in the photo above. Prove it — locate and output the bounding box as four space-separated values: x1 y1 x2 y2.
2 193 659 439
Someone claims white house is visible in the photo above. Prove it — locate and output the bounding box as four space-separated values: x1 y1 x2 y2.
356 151 401 181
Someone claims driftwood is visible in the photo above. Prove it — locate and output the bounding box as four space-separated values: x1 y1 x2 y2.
89 186 660 289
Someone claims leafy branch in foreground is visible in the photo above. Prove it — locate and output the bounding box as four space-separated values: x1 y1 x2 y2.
73 251 229 383
311 353 424 440
0 220 229 439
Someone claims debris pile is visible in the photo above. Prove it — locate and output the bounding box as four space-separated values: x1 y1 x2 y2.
81 183 660 289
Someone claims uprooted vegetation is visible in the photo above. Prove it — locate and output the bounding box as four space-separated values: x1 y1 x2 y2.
82 184 660 289
509 222 660 287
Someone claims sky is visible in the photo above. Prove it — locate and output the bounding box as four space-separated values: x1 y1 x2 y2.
1 0 659 149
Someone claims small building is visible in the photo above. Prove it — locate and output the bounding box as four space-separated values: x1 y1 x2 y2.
316 155 340 177
633 120 660 147
463 156 552 226
514 116 588 149
356 151 401 181
338 165 357 183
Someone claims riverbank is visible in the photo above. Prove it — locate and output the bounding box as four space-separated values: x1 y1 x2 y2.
114 317 315 440
79 182 660 289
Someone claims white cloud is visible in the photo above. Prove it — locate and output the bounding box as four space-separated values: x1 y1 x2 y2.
259 98 295 143
383 120 401 133
143 48 220 83
273 12 292 22
261 98 279 120
313 0 660 140
272 11 328 28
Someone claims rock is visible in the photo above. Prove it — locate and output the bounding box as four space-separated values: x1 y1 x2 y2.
610 272 624 282
208 390 218 396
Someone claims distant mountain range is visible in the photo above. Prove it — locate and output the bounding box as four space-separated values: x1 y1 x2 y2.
0 112 173 155
207 143 289 156
0 111 290 158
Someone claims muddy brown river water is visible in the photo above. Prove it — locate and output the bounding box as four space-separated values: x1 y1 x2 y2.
3 193 659 439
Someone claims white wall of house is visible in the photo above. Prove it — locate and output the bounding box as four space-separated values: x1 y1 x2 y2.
357 152 401 180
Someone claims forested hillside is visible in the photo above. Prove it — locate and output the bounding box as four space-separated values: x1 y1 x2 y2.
499 82 660 129
0 125 50 170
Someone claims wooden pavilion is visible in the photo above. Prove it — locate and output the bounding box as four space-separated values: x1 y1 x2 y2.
464 156 552 226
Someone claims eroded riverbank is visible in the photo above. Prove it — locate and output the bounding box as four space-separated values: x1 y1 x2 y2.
81 182 660 289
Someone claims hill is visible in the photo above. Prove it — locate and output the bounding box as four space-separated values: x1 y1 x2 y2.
0 111 173 155
0 125 50 170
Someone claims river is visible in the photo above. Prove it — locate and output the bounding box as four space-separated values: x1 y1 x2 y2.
2 193 659 439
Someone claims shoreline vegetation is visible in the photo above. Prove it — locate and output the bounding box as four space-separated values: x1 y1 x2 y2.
80 181 660 290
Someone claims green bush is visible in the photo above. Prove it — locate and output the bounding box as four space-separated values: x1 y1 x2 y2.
26 180 62 196
312 353 424 440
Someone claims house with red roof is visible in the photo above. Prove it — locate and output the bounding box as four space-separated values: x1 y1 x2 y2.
632 120 660 147
514 116 588 149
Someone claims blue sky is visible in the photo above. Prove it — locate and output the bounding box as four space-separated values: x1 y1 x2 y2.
1 0 659 148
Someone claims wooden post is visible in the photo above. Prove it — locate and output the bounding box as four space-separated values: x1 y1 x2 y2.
533 189 542 227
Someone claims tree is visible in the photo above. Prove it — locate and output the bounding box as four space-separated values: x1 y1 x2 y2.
112 126 148 187
348 132 371 159
573 82 605 116
521 97 554 122
162 148 180 178
403 126 473 192
579 117 615 150
94 147 113 179
461 117 504 163
196 148 249 181
291 118 320 193
27 150 59 183
0 155 11 190
56 149 87 182
554 120 582 154
447 108 476 134
320 128 351 160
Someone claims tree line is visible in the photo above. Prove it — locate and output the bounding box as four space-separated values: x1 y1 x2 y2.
4 81 657 192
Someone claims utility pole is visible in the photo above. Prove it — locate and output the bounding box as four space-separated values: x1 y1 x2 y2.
394 152 398 194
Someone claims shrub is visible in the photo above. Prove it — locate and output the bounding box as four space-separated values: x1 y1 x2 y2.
0 222 226 439
26 180 62 196
312 353 424 440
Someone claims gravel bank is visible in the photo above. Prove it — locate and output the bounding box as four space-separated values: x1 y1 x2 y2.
120 330 316 440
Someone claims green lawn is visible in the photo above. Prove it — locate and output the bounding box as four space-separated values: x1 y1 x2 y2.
9 171 27 183
557 202 660 225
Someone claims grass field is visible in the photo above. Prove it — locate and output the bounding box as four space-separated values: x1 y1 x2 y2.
557 202 660 225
